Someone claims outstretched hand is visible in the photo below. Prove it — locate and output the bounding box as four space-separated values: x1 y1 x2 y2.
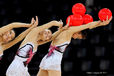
58 20 63 30
52 20 63 28
31 16 38 28
99 16 112 26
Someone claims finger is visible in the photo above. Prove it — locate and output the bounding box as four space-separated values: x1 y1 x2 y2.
66 18 70 27
35 16 38 25
109 16 112 21
60 19 63 25
35 16 38 21
60 19 62 22
106 16 108 21
67 18 70 25
61 21 63 25
31 17 35 24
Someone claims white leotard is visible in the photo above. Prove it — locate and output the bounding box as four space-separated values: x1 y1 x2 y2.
6 42 35 76
0 46 3 61
39 41 70 71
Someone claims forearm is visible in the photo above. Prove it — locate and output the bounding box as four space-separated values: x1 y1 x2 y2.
34 21 55 32
51 29 63 40
69 21 101 34
0 22 31 35
89 21 102 29
7 22 32 29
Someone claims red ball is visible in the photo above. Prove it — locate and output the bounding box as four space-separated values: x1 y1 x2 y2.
72 3 86 16
66 14 83 26
98 8 112 21
83 14 93 24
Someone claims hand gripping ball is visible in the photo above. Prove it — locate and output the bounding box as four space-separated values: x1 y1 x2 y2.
98 8 112 21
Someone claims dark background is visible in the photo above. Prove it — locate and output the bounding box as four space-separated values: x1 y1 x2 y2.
0 0 114 76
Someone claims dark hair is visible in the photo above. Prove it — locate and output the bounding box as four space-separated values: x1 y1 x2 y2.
81 29 89 39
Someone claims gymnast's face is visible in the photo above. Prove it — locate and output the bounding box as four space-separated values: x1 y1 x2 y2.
42 29 52 41
2 30 15 43
72 32 83 39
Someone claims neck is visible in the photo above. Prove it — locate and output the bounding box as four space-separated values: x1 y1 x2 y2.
37 34 43 41
38 31 44 40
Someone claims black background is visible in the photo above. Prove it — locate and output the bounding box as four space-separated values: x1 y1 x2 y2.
0 0 114 76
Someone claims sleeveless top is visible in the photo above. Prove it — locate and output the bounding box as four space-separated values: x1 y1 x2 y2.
47 42 70 57
0 46 3 60
16 42 36 66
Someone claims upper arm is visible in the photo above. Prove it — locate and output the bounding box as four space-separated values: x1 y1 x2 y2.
0 22 31 35
1 26 34 51
2 34 24 51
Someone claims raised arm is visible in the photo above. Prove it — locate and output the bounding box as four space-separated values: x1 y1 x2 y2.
37 28 63 45
1 17 37 51
89 16 112 29
0 18 34 36
33 17 63 34
67 16 112 35
38 20 69 45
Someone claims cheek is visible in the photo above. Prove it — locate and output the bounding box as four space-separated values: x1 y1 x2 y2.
3 35 7 40
48 34 52 39
47 36 50 40
45 35 49 40
8 37 12 41
43 34 47 40
11 34 15 39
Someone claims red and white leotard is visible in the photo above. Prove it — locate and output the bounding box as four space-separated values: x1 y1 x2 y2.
39 41 70 71
6 42 36 76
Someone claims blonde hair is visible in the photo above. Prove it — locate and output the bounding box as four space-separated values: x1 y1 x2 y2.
44 29 50 31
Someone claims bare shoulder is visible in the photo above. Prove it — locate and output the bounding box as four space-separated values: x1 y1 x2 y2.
57 30 71 39
31 27 42 32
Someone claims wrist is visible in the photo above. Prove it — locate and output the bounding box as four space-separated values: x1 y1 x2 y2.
51 21 59 26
